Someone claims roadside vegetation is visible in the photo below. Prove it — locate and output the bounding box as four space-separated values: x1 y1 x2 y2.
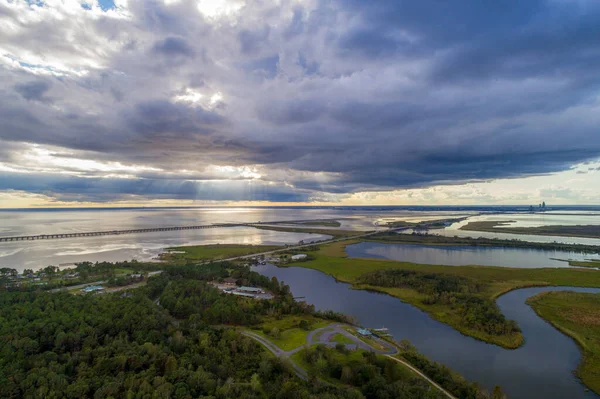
253 315 333 351
285 241 600 348
292 345 448 398
330 333 355 345
160 244 281 263
371 231 600 253
394 340 506 399
292 341 502 399
460 221 600 239
527 291 600 395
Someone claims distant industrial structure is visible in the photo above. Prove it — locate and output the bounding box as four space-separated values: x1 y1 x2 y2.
529 201 548 213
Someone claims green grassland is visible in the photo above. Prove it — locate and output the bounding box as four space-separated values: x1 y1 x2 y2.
290 348 370 386
527 291 600 394
160 244 281 263
284 241 600 348
569 260 600 268
329 333 355 345
251 315 332 351
461 221 600 239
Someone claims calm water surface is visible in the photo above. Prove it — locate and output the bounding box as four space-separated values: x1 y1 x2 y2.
346 241 600 268
0 207 471 272
254 264 599 399
0 227 331 272
435 213 600 246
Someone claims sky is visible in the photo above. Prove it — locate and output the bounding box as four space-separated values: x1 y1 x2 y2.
1 0 600 208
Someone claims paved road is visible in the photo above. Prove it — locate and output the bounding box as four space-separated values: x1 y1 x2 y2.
385 355 457 399
49 271 162 293
308 325 456 398
307 324 398 355
240 331 309 381
242 323 456 397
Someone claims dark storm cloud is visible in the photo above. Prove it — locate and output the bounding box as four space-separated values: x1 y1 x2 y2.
258 98 324 125
338 0 546 45
337 28 419 59
0 171 312 202
152 37 196 58
2 0 600 203
127 100 226 136
14 80 52 102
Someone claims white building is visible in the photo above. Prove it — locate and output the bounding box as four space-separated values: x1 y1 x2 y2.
291 254 307 261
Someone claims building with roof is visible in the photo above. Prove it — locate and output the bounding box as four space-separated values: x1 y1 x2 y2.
291 254 307 261
82 285 104 293
222 277 237 286
357 328 372 336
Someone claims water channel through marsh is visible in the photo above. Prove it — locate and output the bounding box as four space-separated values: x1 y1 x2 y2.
253 262 600 399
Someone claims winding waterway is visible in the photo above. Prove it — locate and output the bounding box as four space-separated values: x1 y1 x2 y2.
253 263 600 399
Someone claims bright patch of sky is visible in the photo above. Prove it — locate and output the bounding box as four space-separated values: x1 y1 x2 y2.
197 0 244 19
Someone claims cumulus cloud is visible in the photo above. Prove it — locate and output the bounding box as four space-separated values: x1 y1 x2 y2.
1 0 600 204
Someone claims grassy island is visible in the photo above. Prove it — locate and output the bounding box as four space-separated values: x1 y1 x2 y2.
527 291 600 394
160 244 281 263
568 260 600 268
284 241 600 349
460 221 600 239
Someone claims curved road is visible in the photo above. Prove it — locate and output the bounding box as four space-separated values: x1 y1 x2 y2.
307 324 398 354
243 324 456 399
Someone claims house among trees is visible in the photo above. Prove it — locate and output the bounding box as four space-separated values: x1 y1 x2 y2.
81 285 104 293
222 277 237 286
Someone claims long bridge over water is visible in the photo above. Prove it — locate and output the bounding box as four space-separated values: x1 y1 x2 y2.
0 223 247 242
0 219 348 242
